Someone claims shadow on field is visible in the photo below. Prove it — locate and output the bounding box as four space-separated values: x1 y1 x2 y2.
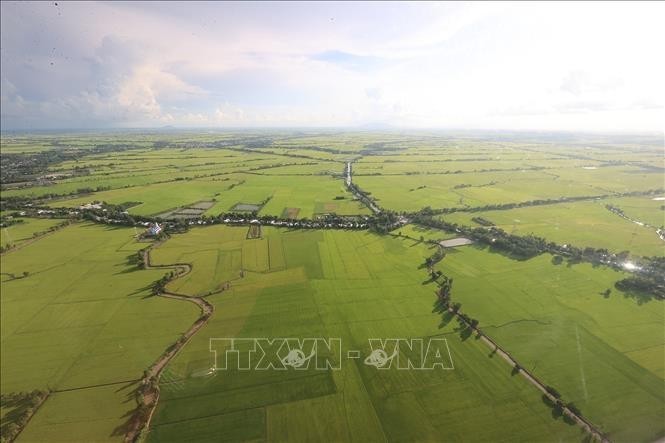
110 380 141 438
114 253 143 275
621 289 657 305
470 243 534 262
126 283 155 298
437 311 454 329
540 394 577 426
422 275 436 285
454 321 473 341
0 397 32 436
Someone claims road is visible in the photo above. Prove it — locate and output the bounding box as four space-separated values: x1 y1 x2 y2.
345 161 382 214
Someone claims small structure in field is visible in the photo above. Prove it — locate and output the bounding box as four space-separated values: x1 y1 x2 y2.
79 202 103 210
145 223 163 236
439 237 474 248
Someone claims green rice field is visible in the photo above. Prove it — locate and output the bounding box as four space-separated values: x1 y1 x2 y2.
1 131 663 442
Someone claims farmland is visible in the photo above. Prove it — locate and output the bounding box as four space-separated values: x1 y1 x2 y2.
1 130 663 442
432 246 664 442
147 227 583 442
442 198 663 257
0 223 198 441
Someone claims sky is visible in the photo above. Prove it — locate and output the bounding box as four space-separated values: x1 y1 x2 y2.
1 1 663 131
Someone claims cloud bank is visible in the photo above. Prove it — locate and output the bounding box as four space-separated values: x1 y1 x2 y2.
1 1 663 131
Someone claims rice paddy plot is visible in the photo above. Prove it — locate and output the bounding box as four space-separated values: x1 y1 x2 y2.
145 226 584 442
434 246 665 442
443 199 664 257
0 223 199 441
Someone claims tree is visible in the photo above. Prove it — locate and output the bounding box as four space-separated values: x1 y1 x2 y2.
22 271 29 278
545 385 561 399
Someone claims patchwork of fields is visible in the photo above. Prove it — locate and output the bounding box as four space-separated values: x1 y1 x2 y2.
433 246 664 442
443 198 664 257
147 227 584 442
1 224 199 441
1 131 663 442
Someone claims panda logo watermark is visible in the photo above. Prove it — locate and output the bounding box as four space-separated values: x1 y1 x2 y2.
209 337 453 371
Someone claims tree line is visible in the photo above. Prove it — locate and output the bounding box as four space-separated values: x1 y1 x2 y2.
416 188 664 216
0 390 49 443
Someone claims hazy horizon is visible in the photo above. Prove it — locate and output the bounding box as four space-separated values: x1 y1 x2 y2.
2 1 664 132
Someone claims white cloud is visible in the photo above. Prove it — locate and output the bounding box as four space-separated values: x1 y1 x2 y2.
1 1 663 131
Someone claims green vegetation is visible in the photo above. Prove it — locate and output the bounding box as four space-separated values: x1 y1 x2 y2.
0 223 198 440
443 199 664 257
148 226 583 442
1 131 663 442
433 247 664 441
0 217 65 249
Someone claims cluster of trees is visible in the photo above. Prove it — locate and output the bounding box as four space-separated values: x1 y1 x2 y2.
417 188 663 216
412 215 620 264
136 250 146 269
367 211 401 234
0 217 24 228
605 204 625 217
75 201 373 234
615 272 665 300
435 274 453 308
541 386 583 425
0 196 34 211
347 181 382 214
471 216 494 226
152 271 175 295
0 390 48 442
424 246 445 268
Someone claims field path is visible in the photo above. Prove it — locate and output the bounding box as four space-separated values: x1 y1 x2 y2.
124 241 214 443
450 308 609 442
345 160 382 214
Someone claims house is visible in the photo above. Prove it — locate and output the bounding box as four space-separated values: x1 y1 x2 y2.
146 223 163 236
79 203 103 210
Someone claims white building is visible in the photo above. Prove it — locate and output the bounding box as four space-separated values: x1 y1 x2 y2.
146 223 162 236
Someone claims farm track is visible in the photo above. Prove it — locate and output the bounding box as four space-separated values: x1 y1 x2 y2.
124 240 214 443
605 205 665 243
448 306 609 442
8 392 51 443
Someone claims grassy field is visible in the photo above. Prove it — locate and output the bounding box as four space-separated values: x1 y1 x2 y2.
1 218 65 248
0 223 199 441
433 245 664 442
47 173 368 218
146 226 585 442
606 195 665 228
1 131 663 442
443 199 664 257
390 223 455 243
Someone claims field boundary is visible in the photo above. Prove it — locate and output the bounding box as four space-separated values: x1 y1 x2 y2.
124 240 214 443
4 391 50 443
456 310 609 442
0 219 75 256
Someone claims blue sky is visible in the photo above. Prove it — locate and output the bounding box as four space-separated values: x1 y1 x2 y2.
1 1 663 131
